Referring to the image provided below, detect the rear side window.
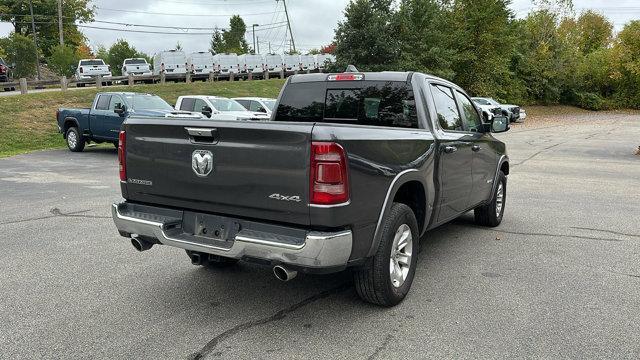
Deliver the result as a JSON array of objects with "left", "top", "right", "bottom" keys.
[
  {"left": 431, "top": 84, "right": 463, "bottom": 131},
  {"left": 180, "top": 98, "right": 195, "bottom": 111},
  {"left": 275, "top": 81, "right": 418, "bottom": 128},
  {"left": 95, "top": 95, "right": 111, "bottom": 110}
]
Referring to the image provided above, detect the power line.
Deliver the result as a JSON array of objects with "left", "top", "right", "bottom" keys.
[
  {"left": 94, "top": 7, "right": 284, "bottom": 17},
  {"left": 75, "top": 23, "right": 288, "bottom": 36}
]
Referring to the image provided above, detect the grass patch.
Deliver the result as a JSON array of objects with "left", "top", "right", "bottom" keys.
[{"left": 0, "top": 79, "right": 286, "bottom": 157}]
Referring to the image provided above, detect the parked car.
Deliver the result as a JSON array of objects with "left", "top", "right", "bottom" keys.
[
  {"left": 187, "top": 51, "right": 215, "bottom": 76},
  {"left": 264, "top": 54, "right": 283, "bottom": 74},
  {"left": 239, "top": 54, "right": 264, "bottom": 75},
  {"left": 213, "top": 53, "right": 240, "bottom": 75},
  {"left": 153, "top": 50, "right": 187, "bottom": 75},
  {"left": 233, "top": 97, "right": 276, "bottom": 116},
  {"left": 471, "top": 98, "right": 500, "bottom": 122},
  {"left": 121, "top": 58, "right": 152, "bottom": 77},
  {"left": 0, "top": 58, "right": 11, "bottom": 83},
  {"left": 57, "top": 92, "right": 203, "bottom": 152},
  {"left": 75, "top": 59, "right": 112, "bottom": 85},
  {"left": 472, "top": 97, "right": 525, "bottom": 123},
  {"left": 315, "top": 54, "right": 336, "bottom": 70},
  {"left": 175, "top": 95, "right": 270, "bottom": 121},
  {"left": 112, "top": 70, "right": 510, "bottom": 307},
  {"left": 283, "top": 54, "right": 301, "bottom": 72},
  {"left": 300, "top": 54, "right": 316, "bottom": 71}
]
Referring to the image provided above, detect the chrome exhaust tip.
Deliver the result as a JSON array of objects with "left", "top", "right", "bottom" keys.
[
  {"left": 131, "top": 237, "right": 153, "bottom": 252},
  {"left": 273, "top": 265, "right": 298, "bottom": 282}
]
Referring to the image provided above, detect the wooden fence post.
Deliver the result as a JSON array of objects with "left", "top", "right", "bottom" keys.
[
  {"left": 264, "top": 71, "right": 269, "bottom": 80},
  {"left": 19, "top": 78, "right": 28, "bottom": 94},
  {"left": 247, "top": 72, "right": 253, "bottom": 81},
  {"left": 279, "top": 70, "right": 285, "bottom": 79},
  {"left": 60, "top": 76, "right": 68, "bottom": 91},
  {"left": 128, "top": 74, "right": 134, "bottom": 86},
  {"left": 96, "top": 76, "right": 103, "bottom": 89},
  {"left": 160, "top": 72, "right": 166, "bottom": 84},
  {"left": 186, "top": 71, "right": 191, "bottom": 83},
  {"left": 229, "top": 72, "right": 235, "bottom": 82},
  {"left": 208, "top": 72, "right": 214, "bottom": 82}
]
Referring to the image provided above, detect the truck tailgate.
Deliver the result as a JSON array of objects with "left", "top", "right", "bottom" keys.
[{"left": 123, "top": 118, "right": 313, "bottom": 226}]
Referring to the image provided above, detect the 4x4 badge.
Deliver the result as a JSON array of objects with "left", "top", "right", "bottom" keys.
[{"left": 192, "top": 150, "right": 213, "bottom": 177}]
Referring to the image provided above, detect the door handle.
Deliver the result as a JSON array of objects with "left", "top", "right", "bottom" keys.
[
  {"left": 443, "top": 146, "right": 458, "bottom": 154},
  {"left": 472, "top": 145, "right": 481, "bottom": 152}
]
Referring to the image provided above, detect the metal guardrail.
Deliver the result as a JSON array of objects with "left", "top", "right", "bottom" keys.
[{"left": 0, "top": 69, "right": 325, "bottom": 95}]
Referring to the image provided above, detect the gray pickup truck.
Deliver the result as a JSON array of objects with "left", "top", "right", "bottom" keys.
[{"left": 112, "top": 71, "right": 510, "bottom": 306}]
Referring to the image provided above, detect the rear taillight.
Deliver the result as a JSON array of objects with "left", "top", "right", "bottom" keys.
[
  {"left": 118, "top": 131, "right": 126, "bottom": 182},
  {"left": 79, "top": 67, "right": 83, "bottom": 73},
  {"left": 310, "top": 142, "right": 349, "bottom": 205}
]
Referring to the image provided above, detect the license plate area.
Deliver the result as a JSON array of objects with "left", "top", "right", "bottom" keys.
[{"left": 182, "top": 211, "right": 241, "bottom": 244}]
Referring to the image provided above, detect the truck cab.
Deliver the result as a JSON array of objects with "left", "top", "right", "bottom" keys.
[{"left": 175, "top": 95, "right": 270, "bottom": 121}]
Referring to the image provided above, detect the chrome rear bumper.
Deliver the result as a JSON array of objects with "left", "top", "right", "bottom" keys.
[{"left": 112, "top": 202, "right": 352, "bottom": 269}]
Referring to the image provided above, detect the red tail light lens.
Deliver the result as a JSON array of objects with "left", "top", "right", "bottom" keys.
[
  {"left": 118, "top": 131, "right": 126, "bottom": 182},
  {"left": 327, "top": 74, "right": 364, "bottom": 81},
  {"left": 310, "top": 142, "right": 349, "bottom": 205}
]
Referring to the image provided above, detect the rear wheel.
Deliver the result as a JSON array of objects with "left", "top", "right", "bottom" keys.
[
  {"left": 474, "top": 171, "right": 506, "bottom": 227},
  {"left": 66, "top": 127, "right": 85, "bottom": 152},
  {"left": 354, "top": 203, "right": 419, "bottom": 307}
]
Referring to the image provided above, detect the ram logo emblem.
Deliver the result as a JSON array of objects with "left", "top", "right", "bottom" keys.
[{"left": 192, "top": 150, "right": 213, "bottom": 177}]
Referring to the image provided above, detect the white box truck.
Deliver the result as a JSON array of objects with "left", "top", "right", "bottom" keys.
[
  {"left": 187, "top": 51, "right": 215, "bottom": 76},
  {"left": 213, "top": 53, "right": 240, "bottom": 74},
  {"left": 283, "top": 54, "right": 301, "bottom": 72},
  {"left": 264, "top": 54, "right": 283, "bottom": 74},
  {"left": 153, "top": 50, "right": 187, "bottom": 75},
  {"left": 239, "top": 54, "right": 264, "bottom": 74}
]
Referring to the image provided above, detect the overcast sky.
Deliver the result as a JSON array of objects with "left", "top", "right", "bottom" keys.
[{"left": 1, "top": 0, "right": 639, "bottom": 56}]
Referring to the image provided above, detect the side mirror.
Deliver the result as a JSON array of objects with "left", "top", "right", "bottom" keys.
[
  {"left": 201, "top": 106, "right": 212, "bottom": 118},
  {"left": 490, "top": 116, "right": 509, "bottom": 133},
  {"left": 114, "top": 104, "right": 127, "bottom": 116}
]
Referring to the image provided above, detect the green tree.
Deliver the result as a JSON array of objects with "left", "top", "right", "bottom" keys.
[
  {"left": 613, "top": 20, "right": 640, "bottom": 107},
  {"left": 95, "top": 45, "right": 108, "bottom": 61},
  {"left": 333, "top": 0, "right": 399, "bottom": 71},
  {"left": 107, "top": 39, "right": 140, "bottom": 75},
  {"left": 449, "top": 0, "right": 515, "bottom": 98},
  {"left": 222, "top": 15, "right": 249, "bottom": 54},
  {"left": 209, "top": 29, "right": 224, "bottom": 54},
  {"left": 0, "top": 33, "right": 38, "bottom": 78},
  {"left": 576, "top": 10, "right": 613, "bottom": 55},
  {"left": 0, "top": 0, "right": 94, "bottom": 58},
  {"left": 48, "top": 44, "right": 78, "bottom": 77},
  {"left": 394, "top": 0, "right": 456, "bottom": 79}
]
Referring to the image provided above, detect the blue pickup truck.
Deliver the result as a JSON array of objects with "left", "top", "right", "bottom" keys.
[{"left": 56, "top": 92, "right": 203, "bottom": 152}]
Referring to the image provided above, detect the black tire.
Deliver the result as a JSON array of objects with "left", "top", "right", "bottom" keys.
[
  {"left": 65, "top": 127, "right": 85, "bottom": 152},
  {"left": 474, "top": 171, "right": 507, "bottom": 227},
  {"left": 354, "top": 203, "right": 419, "bottom": 307},
  {"left": 185, "top": 250, "right": 239, "bottom": 268}
]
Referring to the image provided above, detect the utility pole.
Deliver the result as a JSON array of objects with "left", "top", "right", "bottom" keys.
[
  {"left": 57, "top": 0, "right": 64, "bottom": 45},
  {"left": 257, "top": 37, "right": 260, "bottom": 54},
  {"left": 277, "top": 0, "right": 296, "bottom": 53},
  {"left": 252, "top": 24, "right": 259, "bottom": 54},
  {"left": 269, "top": 42, "right": 271, "bottom": 54},
  {"left": 28, "top": 0, "right": 42, "bottom": 80}
]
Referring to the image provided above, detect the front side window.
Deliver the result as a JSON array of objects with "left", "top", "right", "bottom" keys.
[
  {"left": 431, "top": 84, "right": 462, "bottom": 131},
  {"left": 130, "top": 95, "right": 173, "bottom": 111},
  {"left": 108, "top": 96, "right": 124, "bottom": 111},
  {"left": 456, "top": 91, "right": 482, "bottom": 132},
  {"left": 249, "top": 101, "right": 266, "bottom": 113},
  {"left": 95, "top": 95, "right": 111, "bottom": 110},
  {"left": 208, "top": 98, "right": 247, "bottom": 112}
]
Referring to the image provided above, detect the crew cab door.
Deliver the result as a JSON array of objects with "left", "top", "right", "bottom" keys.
[
  {"left": 429, "top": 83, "right": 474, "bottom": 223},
  {"left": 104, "top": 95, "right": 127, "bottom": 140},
  {"left": 89, "top": 94, "right": 111, "bottom": 138}
]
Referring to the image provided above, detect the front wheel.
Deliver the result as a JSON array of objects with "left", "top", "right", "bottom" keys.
[
  {"left": 66, "top": 127, "right": 85, "bottom": 152},
  {"left": 474, "top": 171, "right": 506, "bottom": 227},
  {"left": 354, "top": 203, "right": 419, "bottom": 307}
]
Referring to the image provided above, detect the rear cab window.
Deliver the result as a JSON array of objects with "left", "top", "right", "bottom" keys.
[{"left": 274, "top": 80, "right": 419, "bottom": 128}]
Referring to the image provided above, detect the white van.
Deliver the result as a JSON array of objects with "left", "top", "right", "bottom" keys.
[
  {"left": 283, "top": 54, "right": 301, "bottom": 72},
  {"left": 213, "top": 53, "right": 239, "bottom": 74},
  {"left": 264, "top": 54, "right": 283, "bottom": 74},
  {"left": 153, "top": 50, "right": 187, "bottom": 75},
  {"left": 315, "top": 54, "right": 336, "bottom": 70},
  {"left": 300, "top": 55, "right": 316, "bottom": 71},
  {"left": 121, "top": 58, "right": 152, "bottom": 77},
  {"left": 239, "top": 54, "right": 264, "bottom": 74},
  {"left": 187, "top": 51, "right": 215, "bottom": 75}
]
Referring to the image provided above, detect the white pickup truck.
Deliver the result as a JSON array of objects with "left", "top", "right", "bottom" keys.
[
  {"left": 75, "top": 59, "right": 112, "bottom": 85},
  {"left": 121, "top": 58, "right": 152, "bottom": 77},
  {"left": 175, "top": 95, "right": 270, "bottom": 121}
]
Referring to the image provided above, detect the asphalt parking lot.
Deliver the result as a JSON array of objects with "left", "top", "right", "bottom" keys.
[{"left": 1, "top": 110, "right": 639, "bottom": 359}]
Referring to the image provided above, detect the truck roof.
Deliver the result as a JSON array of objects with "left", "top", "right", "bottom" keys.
[
  {"left": 96, "top": 92, "right": 156, "bottom": 97},
  {"left": 289, "top": 71, "right": 460, "bottom": 89}
]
